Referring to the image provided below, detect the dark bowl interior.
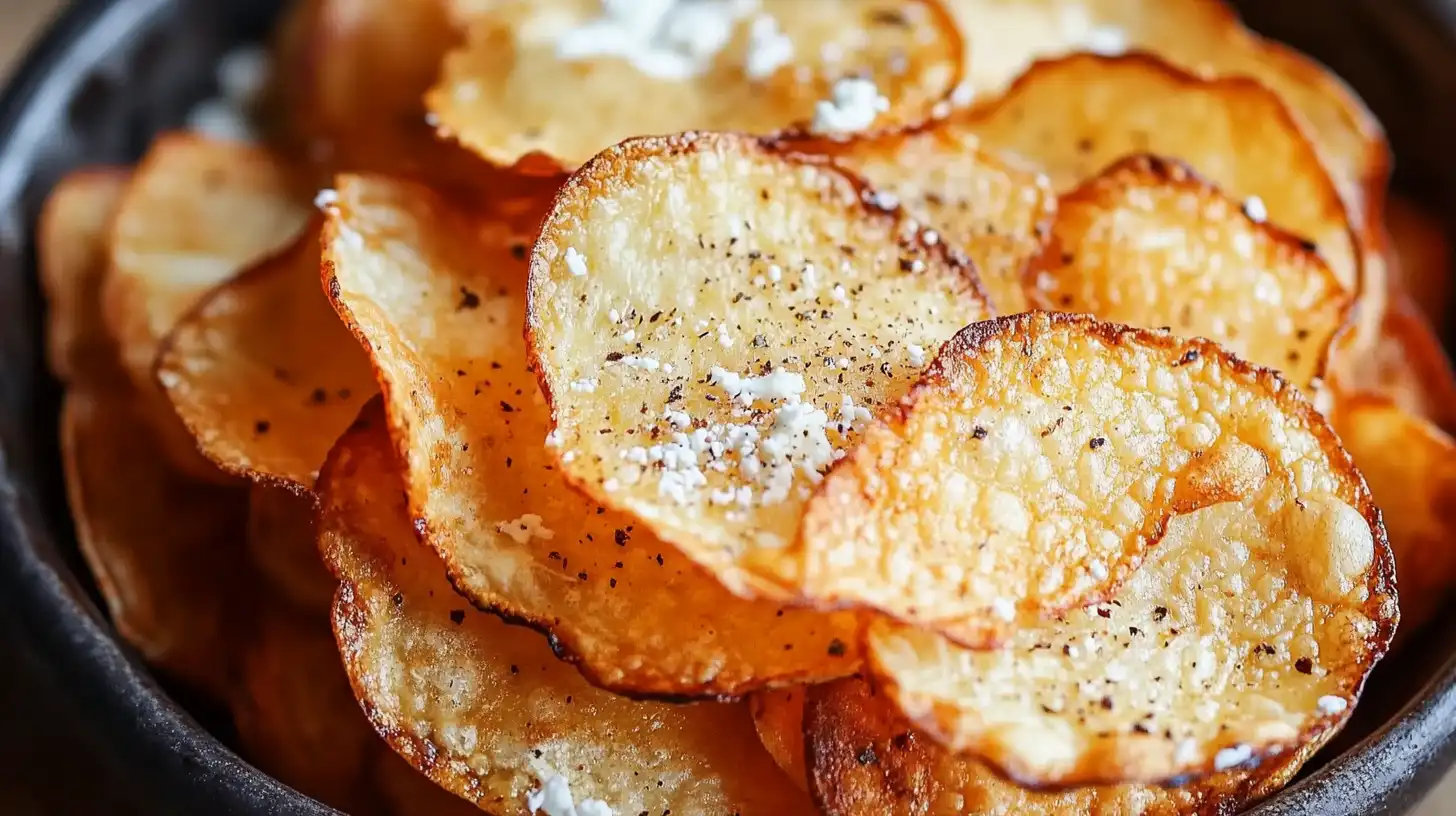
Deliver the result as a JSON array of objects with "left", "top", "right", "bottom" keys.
[{"left": 2, "top": 0, "right": 1456, "bottom": 813}]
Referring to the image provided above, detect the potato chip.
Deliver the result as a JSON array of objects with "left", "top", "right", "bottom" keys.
[
  {"left": 1335, "top": 397, "right": 1456, "bottom": 638},
  {"left": 751, "top": 687, "right": 810, "bottom": 790},
  {"left": 155, "top": 218, "right": 375, "bottom": 491},
  {"left": 233, "top": 603, "right": 379, "bottom": 814},
  {"left": 961, "top": 52, "right": 1359, "bottom": 292},
  {"left": 1328, "top": 296, "right": 1456, "bottom": 430},
  {"left": 795, "top": 311, "right": 1367, "bottom": 642},
  {"left": 805, "top": 676, "right": 1313, "bottom": 815},
  {"left": 1025, "top": 154, "right": 1351, "bottom": 389},
  {"left": 427, "top": 0, "right": 963, "bottom": 170},
  {"left": 102, "top": 134, "right": 311, "bottom": 480},
  {"left": 38, "top": 168, "right": 130, "bottom": 383},
  {"left": 246, "top": 485, "right": 335, "bottom": 613},
  {"left": 376, "top": 750, "right": 494, "bottom": 816},
  {"left": 772, "top": 125, "right": 1055, "bottom": 313},
  {"left": 1386, "top": 196, "right": 1451, "bottom": 327},
  {"left": 318, "top": 404, "right": 814, "bottom": 814},
  {"left": 528, "top": 132, "right": 991, "bottom": 597},
  {"left": 61, "top": 384, "right": 247, "bottom": 697},
  {"left": 861, "top": 329, "right": 1397, "bottom": 784},
  {"left": 323, "top": 173, "right": 859, "bottom": 697}
]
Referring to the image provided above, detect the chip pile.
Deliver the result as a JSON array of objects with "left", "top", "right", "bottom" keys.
[{"left": 42, "top": 0, "right": 1456, "bottom": 813}]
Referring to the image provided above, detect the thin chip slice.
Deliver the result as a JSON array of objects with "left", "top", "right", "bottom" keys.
[
  {"left": 794, "top": 310, "right": 1357, "bottom": 642},
  {"left": 1025, "top": 154, "right": 1351, "bottom": 389},
  {"left": 1386, "top": 196, "right": 1451, "bottom": 329},
  {"left": 246, "top": 485, "right": 335, "bottom": 613},
  {"left": 773, "top": 125, "right": 1055, "bottom": 313},
  {"left": 38, "top": 168, "right": 131, "bottom": 383},
  {"left": 960, "top": 52, "right": 1359, "bottom": 291},
  {"left": 102, "top": 134, "right": 311, "bottom": 480},
  {"left": 1335, "top": 397, "right": 1456, "bottom": 639},
  {"left": 324, "top": 173, "right": 859, "bottom": 697},
  {"left": 805, "top": 677, "right": 1315, "bottom": 815},
  {"left": 318, "top": 405, "right": 814, "bottom": 814},
  {"left": 155, "top": 218, "right": 375, "bottom": 491},
  {"left": 1328, "top": 296, "right": 1456, "bottom": 430},
  {"left": 528, "top": 132, "right": 991, "bottom": 596},
  {"left": 61, "top": 384, "right": 247, "bottom": 697},
  {"left": 861, "top": 327, "right": 1397, "bottom": 784},
  {"left": 233, "top": 603, "right": 379, "bottom": 814},
  {"left": 428, "top": 0, "right": 963, "bottom": 170},
  {"left": 750, "top": 687, "right": 810, "bottom": 790}
]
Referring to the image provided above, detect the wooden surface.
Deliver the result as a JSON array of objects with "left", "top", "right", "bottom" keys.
[{"left": 0, "top": 0, "right": 1451, "bottom": 814}]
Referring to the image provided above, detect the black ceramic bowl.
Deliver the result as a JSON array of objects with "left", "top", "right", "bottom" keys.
[{"left": 3, "top": 0, "right": 1456, "bottom": 813}]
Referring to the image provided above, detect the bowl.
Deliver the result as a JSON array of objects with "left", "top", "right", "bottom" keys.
[{"left": 1, "top": 0, "right": 1455, "bottom": 813}]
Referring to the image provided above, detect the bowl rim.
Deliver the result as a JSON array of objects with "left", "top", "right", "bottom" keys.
[{"left": 0, "top": 1, "right": 1454, "bottom": 814}]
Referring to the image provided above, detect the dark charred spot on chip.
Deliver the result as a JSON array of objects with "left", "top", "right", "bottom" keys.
[
  {"left": 458, "top": 286, "right": 480, "bottom": 310},
  {"left": 449, "top": 609, "right": 465, "bottom": 624},
  {"left": 1296, "top": 656, "right": 1314, "bottom": 674},
  {"left": 254, "top": 419, "right": 271, "bottom": 434},
  {"left": 828, "top": 638, "right": 848, "bottom": 656},
  {"left": 1089, "top": 436, "right": 1107, "bottom": 450}
]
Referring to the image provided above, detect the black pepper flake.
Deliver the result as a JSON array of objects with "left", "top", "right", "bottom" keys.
[
  {"left": 510, "top": 664, "right": 519, "bottom": 674},
  {"left": 655, "top": 553, "right": 665, "bottom": 566},
  {"left": 1175, "top": 349, "right": 1199, "bottom": 366},
  {"left": 449, "top": 609, "right": 465, "bottom": 624},
  {"left": 605, "top": 351, "right": 624, "bottom": 362},
  {"left": 1256, "top": 643, "right": 1276, "bottom": 656},
  {"left": 309, "top": 387, "right": 328, "bottom": 404},
  {"left": 500, "top": 401, "right": 516, "bottom": 413},
  {"left": 1298, "top": 238, "right": 1318, "bottom": 252},
  {"left": 752, "top": 334, "right": 767, "bottom": 347},
  {"left": 972, "top": 425, "right": 988, "bottom": 440},
  {"left": 509, "top": 243, "right": 527, "bottom": 261},
  {"left": 1133, "top": 723, "right": 1151, "bottom": 734},
  {"left": 1100, "top": 696, "right": 1114, "bottom": 710},
  {"left": 391, "top": 592, "right": 404, "bottom": 607},
  {"left": 615, "top": 529, "right": 630, "bottom": 546},
  {"left": 667, "top": 384, "right": 683, "bottom": 402},
  {"left": 577, "top": 571, "right": 588, "bottom": 580},
  {"left": 254, "top": 420, "right": 271, "bottom": 435},
  {"left": 898, "top": 257, "right": 917, "bottom": 272},
  {"left": 1153, "top": 606, "right": 1168, "bottom": 621},
  {"left": 1295, "top": 657, "right": 1314, "bottom": 674},
  {"left": 828, "top": 638, "right": 847, "bottom": 657},
  {"left": 458, "top": 286, "right": 480, "bottom": 310},
  {"left": 856, "top": 745, "right": 878, "bottom": 765},
  {"left": 1096, "top": 607, "right": 1112, "bottom": 619},
  {"left": 1041, "top": 417, "right": 1064, "bottom": 437},
  {"left": 1089, "top": 436, "right": 1107, "bottom": 450}
]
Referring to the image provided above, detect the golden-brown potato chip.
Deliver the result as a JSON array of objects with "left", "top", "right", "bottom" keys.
[
  {"left": 318, "top": 404, "right": 814, "bottom": 814},
  {"left": 1386, "top": 196, "right": 1451, "bottom": 328},
  {"left": 428, "top": 0, "right": 963, "bottom": 171},
  {"left": 324, "top": 173, "right": 859, "bottom": 697},
  {"left": 1025, "top": 154, "right": 1351, "bottom": 389},
  {"left": 246, "top": 485, "right": 335, "bottom": 613},
  {"left": 772, "top": 125, "right": 1055, "bottom": 313},
  {"left": 61, "top": 384, "right": 247, "bottom": 697},
  {"left": 1328, "top": 297, "right": 1456, "bottom": 430},
  {"left": 155, "top": 217, "right": 375, "bottom": 491},
  {"left": 795, "top": 311, "right": 1364, "bottom": 643},
  {"left": 751, "top": 687, "right": 810, "bottom": 790},
  {"left": 528, "top": 132, "right": 991, "bottom": 597},
  {"left": 233, "top": 603, "right": 379, "bottom": 814},
  {"left": 38, "top": 168, "right": 130, "bottom": 383},
  {"left": 102, "top": 134, "right": 310, "bottom": 480},
  {"left": 1335, "top": 397, "right": 1456, "bottom": 638},
  {"left": 805, "top": 676, "right": 1311, "bottom": 815},
  {"left": 862, "top": 321, "right": 1397, "bottom": 784},
  {"left": 960, "top": 52, "right": 1359, "bottom": 292}
]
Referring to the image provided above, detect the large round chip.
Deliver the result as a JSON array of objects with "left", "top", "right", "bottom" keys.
[
  {"left": 1025, "top": 154, "right": 1351, "bottom": 389},
  {"left": 774, "top": 125, "right": 1055, "bottom": 313},
  {"left": 427, "top": 0, "right": 963, "bottom": 170},
  {"left": 959, "top": 52, "right": 1359, "bottom": 293},
  {"left": 794, "top": 311, "right": 1366, "bottom": 643},
  {"left": 318, "top": 405, "right": 814, "bottom": 815},
  {"left": 323, "top": 173, "right": 860, "bottom": 697},
  {"left": 155, "top": 218, "right": 376, "bottom": 492},
  {"left": 804, "top": 677, "right": 1315, "bottom": 815},
  {"left": 528, "top": 132, "right": 991, "bottom": 596}
]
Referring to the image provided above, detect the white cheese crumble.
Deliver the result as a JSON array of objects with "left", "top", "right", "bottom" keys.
[
  {"left": 618, "top": 355, "right": 661, "bottom": 371},
  {"left": 1243, "top": 196, "right": 1268, "bottom": 224},
  {"left": 525, "top": 774, "right": 615, "bottom": 816},
  {"left": 1084, "top": 25, "right": 1128, "bottom": 55},
  {"left": 906, "top": 344, "right": 926, "bottom": 367},
  {"left": 949, "top": 80, "right": 976, "bottom": 107},
  {"left": 545, "top": 429, "right": 564, "bottom": 448},
  {"left": 709, "top": 366, "right": 806, "bottom": 405},
  {"left": 569, "top": 378, "right": 599, "bottom": 393},
  {"left": 313, "top": 189, "right": 339, "bottom": 210},
  {"left": 992, "top": 597, "right": 1016, "bottom": 621},
  {"left": 497, "top": 514, "right": 555, "bottom": 544},
  {"left": 716, "top": 322, "right": 734, "bottom": 348},
  {"left": 564, "top": 246, "right": 589, "bottom": 277},
  {"left": 1317, "top": 695, "right": 1348, "bottom": 715},
  {"left": 869, "top": 190, "right": 899, "bottom": 210},
  {"left": 1213, "top": 744, "right": 1253, "bottom": 772},
  {"left": 555, "top": 0, "right": 758, "bottom": 81},
  {"left": 810, "top": 76, "right": 890, "bottom": 136},
  {"left": 744, "top": 14, "right": 793, "bottom": 80},
  {"left": 1088, "top": 559, "right": 1108, "bottom": 581},
  {"left": 836, "top": 394, "right": 871, "bottom": 433}
]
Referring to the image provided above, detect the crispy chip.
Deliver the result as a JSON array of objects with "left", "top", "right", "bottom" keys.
[
  {"left": 1025, "top": 154, "right": 1351, "bottom": 389},
  {"left": 960, "top": 52, "right": 1359, "bottom": 292},
  {"left": 38, "top": 168, "right": 130, "bottom": 383},
  {"left": 427, "top": 0, "right": 963, "bottom": 170},
  {"left": 805, "top": 677, "right": 1314, "bottom": 815},
  {"left": 1386, "top": 196, "right": 1451, "bottom": 328},
  {"left": 528, "top": 132, "right": 991, "bottom": 596},
  {"left": 102, "top": 135, "right": 310, "bottom": 479},
  {"left": 795, "top": 311, "right": 1362, "bottom": 642},
  {"left": 1335, "top": 397, "right": 1456, "bottom": 638},
  {"left": 233, "top": 603, "right": 378, "bottom": 814},
  {"left": 1328, "top": 296, "right": 1456, "bottom": 430},
  {"left": 859, "top": 318, "right": 1396, "bottom": 782},
  {"left": 751, "top": 687, "right": 810, "bottom": 790},
  {"left": 155, "top": 218, "right": 375, "bottom": 491},
  {"left": 772, "top": 126, "right": 1055, "bottom": 313},
  {"left": 246, "top": 485, "right": 335, "bottom": 613},
  {"left": 61, "top": 385, "right": 247, "bottom": 697},
  {"left": 323, "top": 173, "right": 859, "bottom": 697},
  {"left": 318, "top": 404, "right": 814, "bottom": 814}
]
